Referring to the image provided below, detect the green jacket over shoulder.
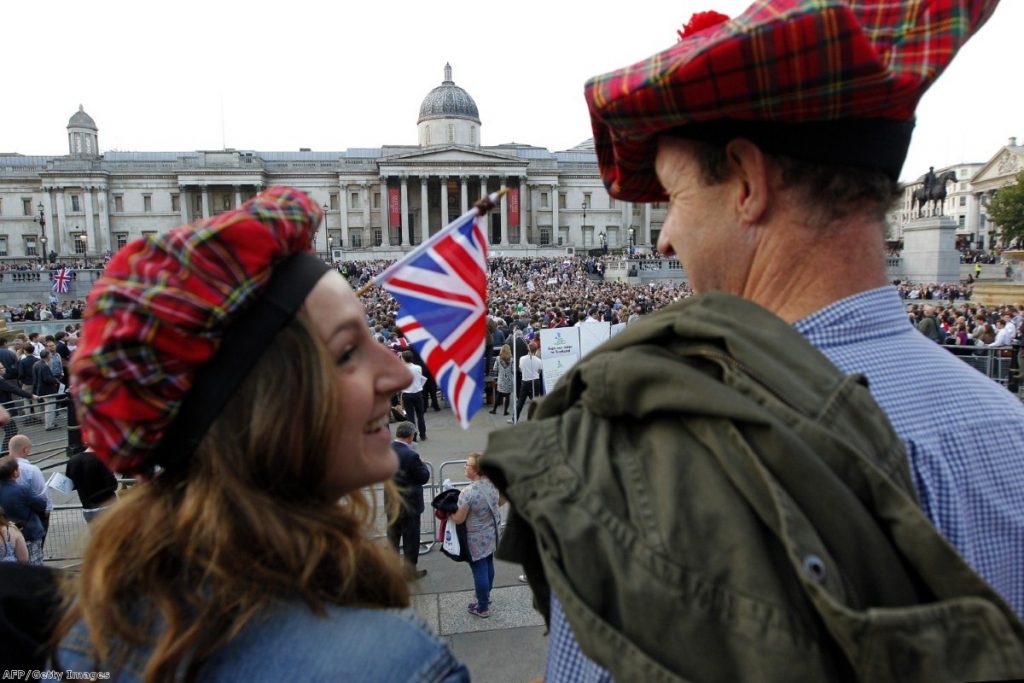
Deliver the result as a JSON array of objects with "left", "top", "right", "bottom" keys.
[{"left": 482, "top": 292, "right": 1024, "bottom": 683}]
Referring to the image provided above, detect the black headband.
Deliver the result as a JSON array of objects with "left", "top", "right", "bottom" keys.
[{"left": 151, "top": 252, "right": 331, "bottom": 472}]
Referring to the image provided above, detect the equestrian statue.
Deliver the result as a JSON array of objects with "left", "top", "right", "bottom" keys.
[{"left": 913, "top": 166, "right": 957, "bottom": 217}]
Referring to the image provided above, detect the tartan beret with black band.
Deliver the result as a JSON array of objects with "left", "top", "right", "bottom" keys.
[
  {"left": 585, "top": 0, "right": 1000, "bottom": 203},
  {"left": 70, "top": 186, "right": 328, "bottom": 476}
]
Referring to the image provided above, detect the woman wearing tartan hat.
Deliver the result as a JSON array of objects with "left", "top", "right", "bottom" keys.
[{"left": 54, "top": 187, "right": 468, "bottom": 682}]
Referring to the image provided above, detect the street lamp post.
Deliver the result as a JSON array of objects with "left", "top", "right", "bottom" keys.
[
  {"left": 328, "top": 235, "right": 334, "bottom": 261},
  {"left": 581, "top": 201, "right": 588, "bottom": 245},
  {"left": 628, "top": 228, "right": 636, "bottom": 255},
  {"left": 34, "top": 202, "right": 47, "bottom": 265},
  {"left": 599, "top": 231, "right": 607, "bottom": 254},
  {"left": 322, "top": 203, "right": 330, "bottom": 259}
]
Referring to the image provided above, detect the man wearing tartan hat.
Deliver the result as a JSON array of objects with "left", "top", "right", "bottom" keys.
[{"left": 482, "top": 1, "right": 1024, "bottom": 681}]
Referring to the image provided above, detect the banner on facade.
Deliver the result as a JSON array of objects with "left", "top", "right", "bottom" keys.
[
  {"left": 539, "top": 327, "right": 580, "bottom": 394},
  {"left": 389, "top": 187, "right": 401, "bottom": 231},
  {"left": 508, "top": 187, "right": 520, "bottom": 227}
]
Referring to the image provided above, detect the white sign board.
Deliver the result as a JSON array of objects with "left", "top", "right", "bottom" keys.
[
  {"left": 539, "top": 327, "right": 580, "bottom": 394},
  {"left": 578, "top": 322, "right": 611, "bottom": 359}
]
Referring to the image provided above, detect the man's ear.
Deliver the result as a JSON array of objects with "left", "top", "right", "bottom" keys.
[{"left": 724, "top": 138, "right": 771, "bottom": 225}]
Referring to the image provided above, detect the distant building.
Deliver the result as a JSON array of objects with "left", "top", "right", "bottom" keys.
[
  {"left": 887, "top": 137, "right": 1024, "bottom": 251},
  {"left": 0, "top": 65, "right": 665, "bottom": 263}
]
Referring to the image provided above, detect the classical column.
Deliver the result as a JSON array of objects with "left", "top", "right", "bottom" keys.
[
  {"left": 400, "top": 175, "right": 410, "bottom": 246},
  {"left": 499, "top": 177, "right": 508, "bottom": 245},
  {"left": 528, "top": 183, "right": 538, "bottom": 245},
  {"left": 339, "top": 183, "right": 350, "bottom": 248},
  {"left": 179, "top": 186, "right": 189, "bottom": 224},
  {"left": 42, "top": 189, "right": 58, "bottom": 255},
  {"left": 420, "top": 176, "right": 429, "bottom": 240},
  {"left": 479, "top": 174, "right": 489, "bottom": 199},
  {"left": 380, "top": 177, "right": 389, "bottom": 243},
  {"left": 440, "top": 175, "right": 449, "bottom": 229},
  {"left": 518, "top": 177, "right": 527, "bottom": 244},
  {"left": 96, "top": 189, "right": 110, "bottom": 254},
  {"left": 621, "top": 201, "right": 632, "bottom": 245},
  {"left": 461, "top": 176, "right": 469, "bottom": 214},
  {"left": 642, "top": 203, "right": 652, "bottom": 247},
  {"left": 361, "top": 182, "right": 370, "bottom": 242},
  {"left": 83, "top": 188, "right": 97, "bottom": 252},
  {"left": 55, "top": 190, "right": 68, "bottom": 254},
  {"left": 966, "top": 193, "right": 980, "bottom": 246},
  {"left": 201, "top": 186, "right": 211, "bottom": 219},
  {"left": 551, "top": 182, "right": 559, "bottom": 245}
]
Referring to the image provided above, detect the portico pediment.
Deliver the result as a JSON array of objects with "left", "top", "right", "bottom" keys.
[
  {"left": 380, "top": 145, "right": 523, "bottom": 166},
  {"left": 972, "top": 146, "right": 1024, "bottom": 188}
]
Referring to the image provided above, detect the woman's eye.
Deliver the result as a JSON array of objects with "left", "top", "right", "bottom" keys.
[{"left": 336, "top": 347, "right": 355, "bottom": 365}]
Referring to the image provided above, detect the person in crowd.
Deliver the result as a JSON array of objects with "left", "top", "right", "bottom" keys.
[
  {"left": 0, "top": 456, "right": 46, "bottom": 565},
  {"left": 64, "top": 446, "right": 118, "bottom": 525},
  {"left": 0, "top": 338, "right": 18, "bottom": 381},
  {"left": 513, "top": 342, "right": 543, "bottom": 422},
  {"left": 387, "top": 421, "right": 430, "bottom": 579},
  {"left": 0, "top": 504, "right": 29, "bottom": 563},
  {"left": 32, "top": 349, "right": 61, "bottom": 431},
  {"left": 54, "top": 187, "right": 467, "bottom": 681},
  {"left": 489, "top": 345, "right": 514, "bottom": 416},
  {"left": 449, "top": 453, "right": 501, "bottom": 619},
  {"left": 9, "top": 436, "right": 51, "bottom": 542},
  {"left": 482, "top": 3, "right": 1024, "bottom": 682},
  {"left": 17, "top": 344, "right": 39, "bottom": 420},
  {"left": 0, "top": 364, "right": 37, "bottom": 454},
  {"left": 400, "top": 350, "right": 428, "bottom": 441}
]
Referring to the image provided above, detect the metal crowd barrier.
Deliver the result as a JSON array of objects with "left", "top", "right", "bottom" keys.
[{"left": 946, "top": 343, "right": 1021, "bottom": 394}]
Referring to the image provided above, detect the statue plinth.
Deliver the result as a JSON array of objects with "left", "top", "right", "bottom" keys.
[{"left": 901, "top": 215, "right": 959, "bottom": 284}]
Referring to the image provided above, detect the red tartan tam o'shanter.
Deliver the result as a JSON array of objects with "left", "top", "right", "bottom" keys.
[
  {"left": 585, "top": 0, "right": 1000, "bottom": 202},
  {"left": 70, "top": 186, "right": 330, "bottom": 476}
]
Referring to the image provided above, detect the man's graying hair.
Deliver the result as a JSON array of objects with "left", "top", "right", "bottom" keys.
[
  {"left": 395, "top": 421, "right": 417, "bottom": 439},
  {"left": 688, "top": 139, "right": 901, "bottom": 224}
]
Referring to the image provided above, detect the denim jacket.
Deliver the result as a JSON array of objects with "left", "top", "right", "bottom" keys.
[{"left": 59, "top": 600, "right": 468, "bottom": 682}]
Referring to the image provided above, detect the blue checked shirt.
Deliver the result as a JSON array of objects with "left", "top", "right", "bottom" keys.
[{"left": 546, "top": 286, "right": 1024, "bottom": 681}]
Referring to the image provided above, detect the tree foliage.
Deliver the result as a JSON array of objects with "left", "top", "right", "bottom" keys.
[{"left": 987, "top": 170, "right": 1024, "bottom": 246}]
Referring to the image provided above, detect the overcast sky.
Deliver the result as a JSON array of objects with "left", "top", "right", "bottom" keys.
[{"left": 4, "top": 0, "right": 1019, "bottom": 183}]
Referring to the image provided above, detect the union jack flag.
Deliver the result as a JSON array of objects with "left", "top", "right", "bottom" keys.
[
  {"left": 52, "top": 267, "right": 73, "bottom": 294},
  {"left": 375, "top": 204, "right": 489, "bottom": 428}
]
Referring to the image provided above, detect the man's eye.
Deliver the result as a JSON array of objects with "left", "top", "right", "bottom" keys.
[{"left": 336, "top": 347, "right": 355, "bottom": 365}]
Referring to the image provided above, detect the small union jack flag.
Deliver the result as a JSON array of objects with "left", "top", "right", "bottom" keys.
[
  {"left": 375, "top": 202, "right": 490, "bottom": 428},
  {"left": 52, "top": 267, "right": 73, "bottom": 294}
]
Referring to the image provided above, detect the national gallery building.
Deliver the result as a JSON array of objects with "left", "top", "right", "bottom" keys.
[{"left": 0, "top": 65, "right": 664, "bottom": 264}]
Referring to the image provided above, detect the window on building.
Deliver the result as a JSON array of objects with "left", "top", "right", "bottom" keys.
[
  {"left": 142, "top": 230, "right": 158, "bottom": 241},
  {"left": 351, "top": 192, "right": 360, "bottom": 209},
  {"left": 171, "top": 193, "right": 180, "bottom": 212},
  {"left": 193, "top": 194, "right": 202, "bottom": 213},
  {"left": 374, "top": 192, "right": 381, "bottom": 209},
  {"left": 373, "top": 228, "right": 383, "bottom": 247},
  {"left": 22, "top": 198, "right": 32, "bottom": 216},
  {"left": 609, "top": 197, "right": 616, "bottom": 209},
  {"left": 330, "top": 193, "right": 339, "bottom": 211},
  {"left": 25, "top": 236, "right": 38, "bottom": 256},
  {"left": 115, "top": 233, "right": 129, "bottom": 249},
  {"left": 471, "top": 127, "right": 476, "bottom": 145},
  {"left": 0, "top": 198, "right": 4, "bottom": 215},
  {"left": 425, "top": 128, "right": 431, "bottom": 146},
  {"left": 114, "top": 195, "right": 124, "bottom": 213},
  {"left": 448, "top": 124, "right": 455, "bottom": 143},
  {"left": 651, "top": 202, "right": 665, "bottom": 210},
  {"left": 143, "top": 195, "right": 152, "bottom": 213},
  {"left": 0, "top": 236, "right": 7, "bottom": 257},
  {"left": 558, "top": 193, "right": 566, "bottom": 210},
  {"left": 541, "top": 192, "right": 549, "bottom": 208},
  {"left": 980, "top": 215, "right": 987, "bottom": 228},
  {"left": 73, "top": 234, "right": 86, "bottom": 255},
  {"left": 539, "top": 227, "right": 552, "bottom": 245},
  {"left": 959, "top": 182, "right": 967, "bottom": 191},
  {"left": 351, "top": 231, "right": 363, "bottom": 248},
  {"left": 71, "top": 195, "right": 81, "bottom": 212},
  {"left": 960, "top": 196, "right": 966, "bottom": 206},
  {"left": 222, "top": 195, "right": 230, "bottom": 211},
  {"left": 583, "top": 193, "right": 592, "bottom": 208},
  {"left": 959, "top": 215, "right": 966, "bottom": 227}
]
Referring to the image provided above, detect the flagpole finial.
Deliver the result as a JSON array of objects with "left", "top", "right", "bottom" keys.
[{"left": 474, "top": 188, "right": 511, "bottom": 216}]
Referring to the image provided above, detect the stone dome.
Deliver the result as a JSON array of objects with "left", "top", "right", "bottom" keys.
[
  {"left": 417, "top": 64, "right": 480, "bottom": 124},
  {"left": 68, "top": 105, "right": 97, "bottom": 130}
]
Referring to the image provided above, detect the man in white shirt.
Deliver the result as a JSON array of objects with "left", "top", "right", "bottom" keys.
[
  {"left": 400, "top": 351, "right": 428, "bottom": 441},
  {"left": 989, "top": 319, "right": 1015, "bottom": 347},
  {"left": 9, "top": 435, "right": 52, "bottom": 542},
  {"left": 513, "top": 342, "right": 543, "bottom": 423}
]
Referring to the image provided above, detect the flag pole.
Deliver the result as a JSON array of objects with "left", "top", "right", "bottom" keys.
[{"left": 354, "top": 189, "right": 508, "bottom": 297}]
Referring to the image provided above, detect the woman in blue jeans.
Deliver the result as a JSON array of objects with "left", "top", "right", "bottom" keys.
[{"left": 451, "top": 452, "right": 501, "bottom": 618}]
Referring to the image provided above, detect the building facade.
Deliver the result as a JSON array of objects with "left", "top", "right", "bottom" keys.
[
  {"left": 0, "top": 66, "right": 667, "bottom": 263},
  {"left": 887, "top": 137, "right": 1024, "bottom": 251}
]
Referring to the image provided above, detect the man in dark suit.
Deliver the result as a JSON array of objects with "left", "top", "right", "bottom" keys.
[{"left": 386, "top": 421, "right": 430, "bottom": 579}]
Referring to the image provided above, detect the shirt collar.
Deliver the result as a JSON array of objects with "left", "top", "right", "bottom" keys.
[{"left": 794, "top": 286, "right": 911, "bottom": 343}]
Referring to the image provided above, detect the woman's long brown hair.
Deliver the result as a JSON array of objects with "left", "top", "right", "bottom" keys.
[{"left": 53, "top": 312, "right": 409, "bottom": 681}]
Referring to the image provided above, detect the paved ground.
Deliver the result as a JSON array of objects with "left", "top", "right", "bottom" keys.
[{"left": 30, "top": 398, "right": 548, "bottom": 683}]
